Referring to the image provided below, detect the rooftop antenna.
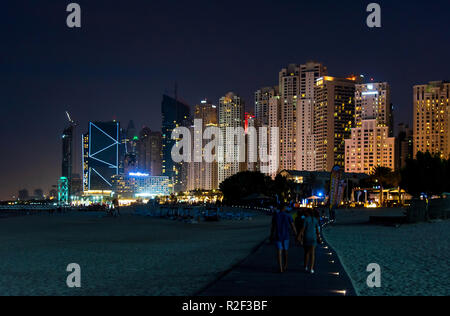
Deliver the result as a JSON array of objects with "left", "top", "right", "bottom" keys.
[{"left": 65, "top": 110, "right": 77, "bottom": 126}]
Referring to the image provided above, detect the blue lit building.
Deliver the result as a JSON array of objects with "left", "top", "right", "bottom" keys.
[
  {"left": 112, "top": 172, "right": 172, "bottom": 199},
  {"left": 82, "top": 121, "right": 124, "bottom": 192}
]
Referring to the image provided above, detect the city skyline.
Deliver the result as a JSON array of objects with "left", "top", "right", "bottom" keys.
[{"left": 1, "top": 0, "right": 450, "bottom": 200}]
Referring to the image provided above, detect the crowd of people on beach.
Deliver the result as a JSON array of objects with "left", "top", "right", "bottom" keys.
[{"left": 270, "top": 205, "right": 324, "bottom": 274}]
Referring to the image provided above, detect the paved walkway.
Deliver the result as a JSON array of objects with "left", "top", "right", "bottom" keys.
[{"left": 200, "top": 235, "right": 356, "bottom": 296}]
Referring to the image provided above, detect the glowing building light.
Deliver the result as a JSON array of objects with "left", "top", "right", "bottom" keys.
[
  {"left": 129, "top": 172, "right": 150, "bottom": 177},
  {"left": 362, "top": 91, "right": 379, "bottom": 96}
]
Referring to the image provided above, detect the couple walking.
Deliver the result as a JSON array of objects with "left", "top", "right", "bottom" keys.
[{"left": 270, "top": 206, "right": 322, "bottom": 274}]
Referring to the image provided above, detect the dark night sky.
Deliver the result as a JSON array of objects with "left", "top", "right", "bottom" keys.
[{"left": 0, "top": 0, "right": 449, "bottom": 200}]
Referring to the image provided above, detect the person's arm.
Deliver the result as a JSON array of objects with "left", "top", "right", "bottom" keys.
[
  {"left": 316, "top": 222, "right": 322, "bottom": 244},
  {"left": 297, "top": 226, "right": 305, "bottom": 245},
  {"left": 290, "top": 222, "right": 298, "bottom": 238},
  {"left": 270, "top": 216, "right": 276, "bottom": 240}
]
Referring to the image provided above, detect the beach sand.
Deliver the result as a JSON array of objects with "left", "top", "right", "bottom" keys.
[
  {"left": 0, "top": 211, "right": 270, "bottom": 296},
  {"left": 323, "top": 208, "right": 450, "bottom": 296}
]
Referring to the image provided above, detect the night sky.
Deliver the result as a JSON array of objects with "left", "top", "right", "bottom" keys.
[{"left": 0, "top": 0, "right": 449, "bottom": 200}]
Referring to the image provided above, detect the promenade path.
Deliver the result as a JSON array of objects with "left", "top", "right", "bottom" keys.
[{"left": 200, "top": 234, "right": 357, "bottom": 296}]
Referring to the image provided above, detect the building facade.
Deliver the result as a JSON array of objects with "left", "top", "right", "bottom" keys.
[
  {"left": 187, "top": 100, "right": 219, "bottom": 191},
  {"left": 295, "top": 62, "right": 327, "bottom": 172},
  {"left": 112, "top": 173, "right": 171, "bottom": 199},
  {"left": 136, "top": 127, "right": 162, "bottom": 177},
  {"left": 161, "top": 94, "right": 191, "bottom": 192},
  {"left": 82, "top": 121, "right": 121, "bottom": 192},
  {"left": 62, "top": 125, "right": 74, "bottom": 197},
  {"left": 413, "top": 81, "right": 450, "bottom": 159},
  {"left": 396, "top": 123, "right": 413, "bottom": 170},
  {"left": 355, "top": 82, "right": 393, "bottom": 134},
  {"left": 218, "top": 92, "right": 245, "bottom": 186},
  {"left": 345, "top": 120, "right": 395, "bottom": 174},
  {"left": 314, "top": 76, "right": 358, "bottom": 171},
  {"left": 255, "top": 86, "right": 279, "bottom": 127},
  {"left": 279, "top": 64, "right": 301, "bottom": 171}
]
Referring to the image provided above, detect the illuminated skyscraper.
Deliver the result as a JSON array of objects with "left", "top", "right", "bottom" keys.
[
  {"left": 62, "top": 125, "right": 74, "bottom": 197},
  {"left": 345, "top": 120, "right": 395, "bottom": 174},
  {"left": 161, "top": 94, "right": 191, "bottom": 192},
  {"left": 187, "top": 99, "right": 218, "bottom": 191},
  {"left": 413, "top": 81, "right": 450, "bottom": 159},
  {"left": 279, "top": 64, "right": 301, "bottom": 171},
  {"left": 255, "top": 86, "right": 279, "bottom": 127},
  {"left": 355, "top": 82, "right": 392, "bottom": 133},
  {"left": 315, "top": 76, "right": 359, "bottom": 171},
  {"left": 82, "top": 121, "right": 120, "bottom": 192},
  {"left": 245, "top": 112, "right": 258, "bottom": 172},
  {"left": 136, "top": 127, "right": 162, "bottom": 177},
  {"left": 218, "top": 92, "right": 245, "bottom": 185},
  {"left": 345, "top": 82, "right": 395, "bottom": 174},
  {"left": 296, "top": 61, "right": 327, "bottom": 171}
]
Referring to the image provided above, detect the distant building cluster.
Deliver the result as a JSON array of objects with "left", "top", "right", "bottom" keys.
[{"left": 55, "top": 62, "right": 449, "bottom": 203}]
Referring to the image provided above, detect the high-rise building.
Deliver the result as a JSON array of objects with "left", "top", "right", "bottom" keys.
[
  {"left": 161, "top": 94, "right": 191, "bottom": 192},
  {"left": 62, "top": 125, "right": 74, "bottom": 197},
  {"left": 82, "top": 121, "right": 121, "bottom": 192},
  {"left": 279, "top": 64, "right": 301, "bottom": 171},
  {"left": 218, "top": 92, "right": 245, "bottom": 185},
  {"left": 413, "top": 81, "right": 450, "bottom": 159},
  {"left": 187, "top": 99, "right": 219, "bottom": 191},
  {"left": 125, "top": 120, "right": 138, "bottom": 153},
  {"left": 315, "top": 76, "right": 359, "bottom": 171},
  {"left": 255, "top": 86, "right": 279, "bottom": 127},
  {"left": 355, "top": 82, "right": 393, "bottom": 134},
  {"left": 136, "top": 127, "right": 162, "bottom": 177},
  {"left": 245, "top": 112, "right": 258, "bottom": 172},
  {"left": 345, "top": 81, "right": 396, "bottom": 174},
  {"left": 345, "top": 120, "right": 395, "bottom": 174},
  {"left": 396, "top": 123, "right": 414, "bottom": 170},
  {"left": 295, "top": 62, "right": 327, "bottom": 171},
  {"left": 264, "top": 96, "right": 281, "bottom": 178}
]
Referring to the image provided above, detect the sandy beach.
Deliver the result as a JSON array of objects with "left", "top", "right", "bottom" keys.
[
  {"left": 0, "top": 210, "right": 271, "bottom": 296},
  {"left": 323, "top": 208, "right": 450, "bottom": 296}
]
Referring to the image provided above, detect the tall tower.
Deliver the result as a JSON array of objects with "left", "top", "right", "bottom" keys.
[
  {"left": 187, "top": 99, "right": 218, "bottom": 191},
  {"left": 62, "top": 111, "right": 76, "bottom": 200},
  {"left": 137, "top": 127, "right": 162, "bottom": 177},
  {"left": 161, "top": 94, "right": 191, "bottom": 192},
  {"left": 255, "top": 86, "right": 279, "bottom": 127},
  {"left": 345, "top": 82, "right": 395, "bottom": 174},
  {"left": 218, "top": 92, "right": 245, "bottom": 186},
  {"left": 279, "top": 64, "right": 301, "bottom": 171},
  {"left": 62, "top": 126, "right": 74, "bottom": 193},
  {"left": 355, "top": 82, "right": 392, "bottom": 133},
  {"left": 296, "top": 61, "right": 327, "bottom": 171},
  {"left": 82, "top": 121, "right": 120, "bottom": 192},
  {"left": 413, "top": 81, "right": 450, "bottom": 159},
  {"left": 314, "top": 76, "right": 358, "bottom": 171}
]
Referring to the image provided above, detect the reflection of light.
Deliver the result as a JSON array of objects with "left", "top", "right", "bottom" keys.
[{"left": 332, "top": 290, "right": 347, "bottom": 296}]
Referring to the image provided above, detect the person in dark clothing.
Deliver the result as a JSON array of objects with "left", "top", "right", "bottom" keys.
[{"left": 271, "top": 205, "right": 298, "bottom": 273}]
